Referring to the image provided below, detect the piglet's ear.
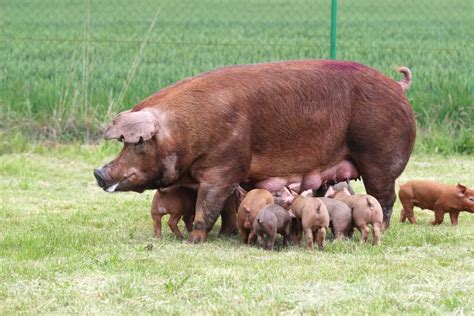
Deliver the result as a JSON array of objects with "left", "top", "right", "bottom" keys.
[
  {"left": 324, "top": 186, "right": 335, "bottom": 198},
  {"left": 342, "top": 187, "right": 352, "bottom": 196},
  {"left": 104, "top": 110, "right": 158, "bottom": 143},
  {"left": 457, "top": 184, "right": 467, "bottom": 197}
]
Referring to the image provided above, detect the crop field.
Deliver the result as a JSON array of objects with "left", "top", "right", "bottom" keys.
[
  {"left": 0, "top": 0, "right": 472, "bottom": 153},
  {"left": 0, "top": 144, "right": 473, "bottom": 314}
]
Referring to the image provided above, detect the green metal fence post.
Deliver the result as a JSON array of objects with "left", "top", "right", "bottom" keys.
[{"left": 330, "top": 0, "right": 337, "bottom": 59}]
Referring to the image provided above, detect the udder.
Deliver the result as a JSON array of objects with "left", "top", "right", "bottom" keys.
[{"left": 251, "top": 160, "right": 359, "bottom": 193}]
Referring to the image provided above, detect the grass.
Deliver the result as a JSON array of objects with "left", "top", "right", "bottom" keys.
[
  {"left": 0, "top": 144, "right": 473, "bottom": 314},
  {"left": 0, "top": 0, "right": 473, "bottom": 153}
]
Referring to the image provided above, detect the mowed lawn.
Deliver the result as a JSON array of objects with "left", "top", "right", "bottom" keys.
[{"left": 0, "top": 144, "right": 473, "bottom": 314}]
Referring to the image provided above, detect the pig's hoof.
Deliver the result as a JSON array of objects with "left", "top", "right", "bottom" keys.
[{"left": 187, "top": 230, "right": 208, "bottom": 244}]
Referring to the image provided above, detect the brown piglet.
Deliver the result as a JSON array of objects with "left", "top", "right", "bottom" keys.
[
  {"left": 326, "top": 186, "right": 383, "bottom": 245},
  {"left": 151, "top": 186, "right": 239, "bottom": 239},
  {"left": 151, "top": 187, "right": 196, "bottom": 239},
  {"left": 319, "top": 197, "right": 354, "bottom": 240},
  {"left": 290, "top": 195, "right": 330, "bottom": 250},
  {"left": 237, "top": 189, "right": 274, "bottom": 244},
  {"left": 253, "top": 204, "right": 294, "bottom": 250},
  {"left": 399, "top": 181, "right": 474, "bottom": 225}
]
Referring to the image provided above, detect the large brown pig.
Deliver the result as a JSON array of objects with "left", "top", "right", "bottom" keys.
[
  {"left": 399, "top": 181, "right": 474, "bottom": 225},
  {"left": 93, "top": 60, "right": 416, "bottom": 243}
]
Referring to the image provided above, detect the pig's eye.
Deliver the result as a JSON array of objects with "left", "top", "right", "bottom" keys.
[{"left": 468, "top": 197, "right": 474, "bottom": 202}]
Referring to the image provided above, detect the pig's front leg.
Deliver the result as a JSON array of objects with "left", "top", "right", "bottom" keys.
[{"left": 188, "top": 182, "right": 238, "bottom": 244}]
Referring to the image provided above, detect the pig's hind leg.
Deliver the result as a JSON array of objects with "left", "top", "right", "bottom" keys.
[
  {"left": 168, "top": 213, "right": 184, "bottom": 239},
  {"left": 372, "top": 222, "right": 381, "bottom": 245},
  {"left": 183, "top": 215, "right": 194, "bottom": 232},
  {"left": 399, "top": 191, "right": 416, "bottom": 224},
  {"left": 304, "top": 228, "right": 314, "bottom": 250},
  {"left": 316, "top": 227, "right": 326, "bottom": 250},
  {"left": 358, "top": 224, "right": 370, "bottom": 244},
  {"left": 151, "top": 212, "right": 163, "bottom": 238}
]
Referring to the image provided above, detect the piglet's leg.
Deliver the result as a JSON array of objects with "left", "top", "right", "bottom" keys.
[
  {"left": 183, "top": 215, "right": 194, "bottom": 232},
  {"left": 240, "top": 229, "right": 250, "bottom": 244},
  {"left": 372, "top": 223, "right": 381, "bottom": 246},
  {"left": 449, "top": 211, "right": 459, "bottom": 225},
  {"left": 400, "top": 209, "right": 407, "bottom": 223},
  {"left": 248, "top": 231, "right": 257, "bottom": 245},
  {"left": 257, "top": 235, "right": 265, "bottom": 249},
  {"left": 189, "top": 182, "right": 236, "bottom": 244},
  {"left": 168, "top": 214, "right": 184, "bottom": 239},
  {"left": 316, "top": 227, "right": 326, "bottom": 251},
  {"left": 359, "top": 224, "right": 370, "bottom": 244},
  {"left": 305, "top": 228, "right": 314, "bottom": 250},
  {"left": 152, "top": 212, "right": 163, "bottom": 238}
]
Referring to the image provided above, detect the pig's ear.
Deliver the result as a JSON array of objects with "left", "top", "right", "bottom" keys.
[
  {"left": 456, "top": 184, "right": 467, "bottom": 197},
  {"left": 324, "top": 186, "right": 335, "bottom": 197},
  {"left": 288, "top": 209, "right": 296, "bottom": 218},
  {"left": 104, "top": 110, "right": 158, "bottom": 143}
]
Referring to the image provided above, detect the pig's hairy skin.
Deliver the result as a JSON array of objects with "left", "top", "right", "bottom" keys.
[
  {"left": 97, "top": 59, "right": 416, "bottom": 243},
  {"left": 399, "top": 181, "right": 474, "bottom": 225}
]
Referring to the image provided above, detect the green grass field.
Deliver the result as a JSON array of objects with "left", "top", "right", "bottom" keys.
[
  {"left": 0, "top": 144, "right": 473, "bottom": 314},
  {"left": 1, "top": 0, "right": 473, "bottom": 152}
]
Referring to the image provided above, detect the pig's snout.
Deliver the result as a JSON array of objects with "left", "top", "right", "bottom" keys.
[{"left": 94, "top": 168, "right": 107, "bottom": 188}]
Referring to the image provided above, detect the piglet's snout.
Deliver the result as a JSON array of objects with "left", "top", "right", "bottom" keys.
[{"left": 93, "top": 168, "right": 106, "bottom": 188}]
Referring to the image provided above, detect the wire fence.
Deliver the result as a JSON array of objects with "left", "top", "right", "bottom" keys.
[{"left": 1, "top": 0, "right": 472, "bottom": 141}]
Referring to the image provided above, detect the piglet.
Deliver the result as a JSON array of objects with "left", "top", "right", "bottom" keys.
[
  {"left": 151, "top": 186, "right": 239, "bottom": 238},
  {"left": 325, "top": 186, "right": 383, "bottom": 245},
  {"left": 253, "top": 204, "right": 293, "bottom": 250},
  {"left": 151, "top": 186, "right": 196, "bottom": 239},
  {"left": 290, "top": 195, "right": 330, "bottom": 250},
  {"left": 399, "top": 181, "right": 474, "bottom": 225},
  {"left": 237, "top": 189, "right": 274, "bottom": 244},
  {"left": 318, "top": 197, "right": 354, "bottom": 240}
]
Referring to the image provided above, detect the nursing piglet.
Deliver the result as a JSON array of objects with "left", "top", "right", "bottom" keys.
[
  {"left": 291, "top": 195, "right": 330, "bottom": 250},
  {"left": 237, "top": 189, "right": 274, "bottom": 244},
  {"left": 325, "top": 186, "right": 383, "bottom": 245},
  {"left": 253, "top": 204, "right": 293, "bottom": 250}
]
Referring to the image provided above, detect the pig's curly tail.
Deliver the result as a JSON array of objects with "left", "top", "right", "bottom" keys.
[{"left": 397, "top": 67, "right": 412, "bottom": 92}]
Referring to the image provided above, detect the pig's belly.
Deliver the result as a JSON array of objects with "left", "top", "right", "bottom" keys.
[{"left": 248, "top": 160, "right": 359, "bottom": 193}]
